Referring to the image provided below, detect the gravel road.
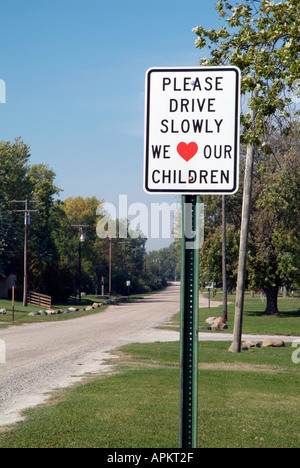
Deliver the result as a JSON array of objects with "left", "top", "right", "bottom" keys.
[
  {"left": 0, "top": 282, "right": 295, "bottom": 426},
  {"left": 0, "top": 283, "right": 181, "bottom": 426}
]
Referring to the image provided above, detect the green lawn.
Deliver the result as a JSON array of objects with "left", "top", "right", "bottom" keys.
[
  {"left": 207, "top": 291, "right": 300, "bottom": 336},
  {"left": 0, "top": 295, "right": 109, "bottom": 326},
  {"left": 169, "top": 291, "right": 300, "bottom": 336},
  {"left": 0, "top": 341, "right": 299, "bottom": 448},
  {"left": 0, "top": 288, "right": 298, "bottom": 448},
  {"left": 1, "top": 290, "right": 299, "bottom": 336}
]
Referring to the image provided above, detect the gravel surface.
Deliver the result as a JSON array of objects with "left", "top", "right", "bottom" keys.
[
  {"left": 0, "top": 282, "right": 295, "bottom": 426},
  {"left": 0, "top": 283, "right": 181, "bottom": 426}
]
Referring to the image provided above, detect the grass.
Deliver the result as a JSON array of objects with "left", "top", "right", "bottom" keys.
[
  {"left": 168, "top": 291, "right": 300, "bottom": 336},
  {"left": 210, "top": 291, "right": 300, "bottom": 336},
  {"left": 0, "top": 341, "right": 299, "bottom": 448},
  {"left": 0, "top": 296, "right": 109, "bottom": 327},
  {"left": 0, "top": 287, "right": 299, "bottom": 447}
]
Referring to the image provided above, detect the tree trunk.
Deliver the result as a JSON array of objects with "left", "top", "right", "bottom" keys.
[
  {"left": 222, "top": 195, "right": 228, "bottom": 322},
  {"left": 264, "top": 286, "right": 279, "bottom": 315}
]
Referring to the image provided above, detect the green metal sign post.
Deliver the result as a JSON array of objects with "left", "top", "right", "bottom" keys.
[
  {"left": 179, "top": 195, "right": 201, "bottom": 448},
  {"left": 144, "top": 67, "right": 240, "bottom": 449}
]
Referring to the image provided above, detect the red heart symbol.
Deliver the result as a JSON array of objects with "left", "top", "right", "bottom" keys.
[{"left": 177, "top": 142, "right": 198, "bottom": 162}]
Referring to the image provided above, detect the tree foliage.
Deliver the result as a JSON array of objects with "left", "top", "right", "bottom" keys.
[
  {"left": 0, "top": 140, "right": 163, "bottom": 301},
  {"left": 193, "top": 0, "right": 299, "bottom": 317},
  {"left": 247, "top": 122, "right": 300, "bottom": 312},
  {"left": 193, "top": 0, "right": 299, "bottom": 144}
]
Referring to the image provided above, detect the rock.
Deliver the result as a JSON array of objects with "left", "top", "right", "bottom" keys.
[
  {"left": 92, "top": 303, "right": 101, "bottom": 308},
  {"left": 86, "top": 305, "right": 94, "bottom": 311},
  {"left": 205, "top": 317, "right": 217, "bottom": 324},
  {"left": 211, "top": 317, "right": 228, "bottom": 330},
  {"left": 68, "top": 307, "right": 78, "bottom": 312},
  {"left": 28, "top": 311, "right": 40, "bottom": 316},
  {"left": 262, "top": 338, "right": 285, "bottom": 348},
  {"left": 40, "top": 311, "right": 47, "bottom": 316},
  {"left": 243, "top": 340, "right": 261, "bottom": 348},
  {"left": 0, "top": 308, "right": 7, "bottom": 315},
  {"left": 63, "top": 309, "right": 70, "bottom": 314}
]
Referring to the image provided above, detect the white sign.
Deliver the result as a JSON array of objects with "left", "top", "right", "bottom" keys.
[{"left": 144, "top": 67, "right": 240, "bottom": 194}]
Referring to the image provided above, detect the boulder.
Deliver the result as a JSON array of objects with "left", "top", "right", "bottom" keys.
[
  {"left": 262, "top": 337, "right": 285, "bottom": 348},
  {"left": 0, "top": 308, "right": 7, "bottom": 315},
  {"left": 228, "top": 343, "right": 248, "bottom": 352},
  {"left": 243, "top": 340, "right": 261, "bottom": 348},
  {"left": 68, "top": 307, "right": 78, "bottom": 312},
  {"left": 212, "top": 317, "right": 228, "bottom": 330},
  {"left": 86, "top": 305, "right": 94, "bottom": 311},
  {"left": 28, "top": 311, "right": 40, "bottom": 316},
  {"left": 92, "top": 303, "right": 101, "bottom": 308},
  {"left": 205, "top": 317, "right": 217, "bottom": 325}
]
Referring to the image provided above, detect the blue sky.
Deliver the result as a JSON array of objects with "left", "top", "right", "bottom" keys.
[{"left": 0, "top": 0, "right": 221, "bottom": 249}]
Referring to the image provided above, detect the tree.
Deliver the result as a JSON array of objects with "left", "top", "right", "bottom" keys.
[
  {"left": 0, "top": 138, "right": 31, "bottom": 202},
  {"left": 248, "top": 123, "right": 300, "bottom": 313},
  {"left": 0, "top": 139, "right": 32, "bottom": 281},
  {"left": 0, "top": 140, "right": 66, "bottom": 300},
  {"left": 193, "top": 0, "right": 299, "bottom": 351},
  {"left": 199, "top": 223, "right": 240, "bottom": 290},
  {"left": 148, "top": 243, "right": 181, "bottom": 282},
  {"left": 54, "top": 196, "right": 103, "bottom": 297},
  {"left": 0, "top": 199, "right": 16, "bottom": 277},
  {"left": 26, "top": 164, "right": 62, "bottom": 299}
]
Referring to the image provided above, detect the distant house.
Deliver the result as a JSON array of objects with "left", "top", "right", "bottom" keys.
[{"left": 0, "top": 274, "right": 17, "bottom": 299}]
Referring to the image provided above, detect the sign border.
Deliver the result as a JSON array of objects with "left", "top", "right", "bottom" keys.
[{"left": 144, "top": 66, "right": 240, "bottom": 195}]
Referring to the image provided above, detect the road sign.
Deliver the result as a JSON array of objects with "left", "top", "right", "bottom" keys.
[{"left": 144, "top": 67, "right": 240, "bottom": 195}]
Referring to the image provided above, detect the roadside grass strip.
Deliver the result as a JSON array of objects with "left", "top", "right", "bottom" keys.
[{"left": 0, "top": 341, "right": 299, "bottom": 448}]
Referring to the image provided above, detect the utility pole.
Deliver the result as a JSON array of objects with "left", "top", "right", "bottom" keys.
[
  {"left": 222, "top": 195, "right": 228, "bottom": 322},
  {"left": 13, "top": 200, "right": 39, "bottom": 307},
  {"left": 71, "top": 225, "right": 88, "bottom": 302},
  {"left": 109, "top": 237, "right": 112, "bottom": 296},
  {"left": 231, "top": 89, "right": 257, "bottom": 352}
]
